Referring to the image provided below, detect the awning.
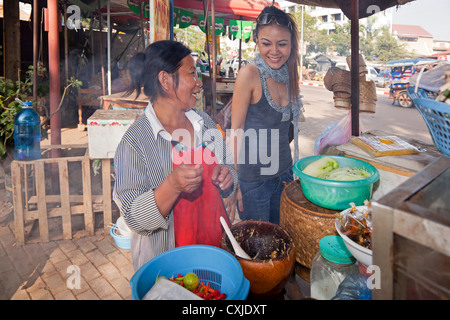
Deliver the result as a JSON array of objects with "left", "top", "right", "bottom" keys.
[
  {"left": 174, "top": 0, "right": 277, "bottom": 21},
  {"left": 286, "top": 0, "right": 415, "bottom": 19}
]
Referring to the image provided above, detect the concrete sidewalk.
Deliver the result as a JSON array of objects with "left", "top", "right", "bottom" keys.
[
  {"left": 0, "top": 218, "right": 134, "bottom": 300},
  {"left": 0, "top": 123, "right": 135, "bottom": 300}
]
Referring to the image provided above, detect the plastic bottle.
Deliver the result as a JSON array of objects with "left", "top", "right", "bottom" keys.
[
  {"left": 14, "top": 102, "right": 41, "bottom": 160},
  {"left": 331, "top": 273, "right": 372, "bottom": 300},
  {"left": 310, "top": 235, "right": 358, "bottom": 300}
]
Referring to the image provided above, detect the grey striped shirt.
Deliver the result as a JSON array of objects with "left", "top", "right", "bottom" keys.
[{"left": 113, "top": 104, "right": 237, "bottom": 261}]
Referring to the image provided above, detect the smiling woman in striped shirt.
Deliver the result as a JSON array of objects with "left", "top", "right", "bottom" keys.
[{"left": 113, "top": 40, "right": 237, "bottom": 270}]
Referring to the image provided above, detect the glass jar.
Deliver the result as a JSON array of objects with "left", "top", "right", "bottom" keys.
[{"left": 310, "top": 235, "right": 358, "bottom": 300}]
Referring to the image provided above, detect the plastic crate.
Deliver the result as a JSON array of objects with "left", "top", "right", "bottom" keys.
[
  {"left": 129, "top": 245, "right": 250, "bottom": 300},
  {"left": 407, "top": 86, "right": 450, "bottom": 157}
]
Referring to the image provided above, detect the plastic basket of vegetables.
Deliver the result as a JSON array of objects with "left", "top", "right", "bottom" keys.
[
  {"left": 129, "top": 245, "right": 250, "bottom": 300},
  {"left": 293, "top": 155, "right": 379, "bottom": 210}
]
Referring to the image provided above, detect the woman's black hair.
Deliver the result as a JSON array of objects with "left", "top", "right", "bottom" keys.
[{"left": 125, "top": 40, "right": 192, "bottom": 100}]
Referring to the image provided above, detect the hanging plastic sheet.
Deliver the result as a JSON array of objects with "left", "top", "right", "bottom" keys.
[
  {"left": 229, "top": 20, "right": 253, "bottom": 40},
  {"left": 198, "top": 15, "right": 224, "bottom": 35},
  {"left": 178, "top": 9, "right": 194, "bottom": 28}
]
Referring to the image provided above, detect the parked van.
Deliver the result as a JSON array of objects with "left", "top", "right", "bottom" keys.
[{"left": 335, "top": 63, "right": 379, "bottom": 81}]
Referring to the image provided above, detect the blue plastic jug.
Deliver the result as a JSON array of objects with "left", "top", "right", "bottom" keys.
[{"left": 13, "top": 102, "right": 41, "bottom": 160}]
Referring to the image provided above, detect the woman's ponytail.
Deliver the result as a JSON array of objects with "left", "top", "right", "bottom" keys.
[{"left": 125, "top": 52, "right": 145, "bottom": 98}]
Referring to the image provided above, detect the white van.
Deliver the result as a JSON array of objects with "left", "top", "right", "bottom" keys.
[
  {"left": 335, "top": 63, "right": 379, "bottom": 81},
  {"left": 366, "top": 66, "right": 379, "bottom": 81}
]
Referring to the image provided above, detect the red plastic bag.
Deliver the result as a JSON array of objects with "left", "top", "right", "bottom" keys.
[{"left": 315, "top": 111, "right": 364, "bottom": 155}]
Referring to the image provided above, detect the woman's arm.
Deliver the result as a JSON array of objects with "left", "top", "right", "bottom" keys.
[
  {"left": 114, "top": 135, "right": 203, "bottom": 233},
  {"left": 154, "top": 164, "right": 203, "bottom": 216},
  {"left": 229, "top": 64, "right": 258, "bottom": 168}
]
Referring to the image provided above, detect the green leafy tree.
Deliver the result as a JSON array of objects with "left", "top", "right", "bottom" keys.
[
  {"left": 360, "top": 16, "right": 381, "bottom": 59},
  {"left": 174, "top": 26, "right": 207, "bottom": 55},
  {"left": 374, "top": 27, "right": 409, "bottom": 63},
  {"left": 329, "top": 22, "right": 351, "bottom": 56}
]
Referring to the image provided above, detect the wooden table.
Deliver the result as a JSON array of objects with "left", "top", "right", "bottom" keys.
[
  {"left": 329, "top": 129, "right": 441, "bottom": 200},
  {"left": 77, "top": 88, "right": 120, "bottom": 129},
  {"left": 372, "top": 155, "right": 450, "bottom": 300},
  {"left": 201, "top": 73, "right": 235, "bottom": 116},
  {"left": 100, "top": 91, "right": 148, "bottom": 114}
]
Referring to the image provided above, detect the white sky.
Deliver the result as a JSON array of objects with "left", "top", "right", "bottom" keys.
[{"left": 392, "top": 0, "right": 450, "bottom": 41}]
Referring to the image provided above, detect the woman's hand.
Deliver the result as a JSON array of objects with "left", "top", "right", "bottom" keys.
[
  {"left": 170, "top": 164, "right": 204, "bottom": 193},
  {"left": 154, "top": 164, "right": 203, "bottom": 217},
  {"left": 223, "top": 187, "right": 243, "bottom": 223},
  {"left": 211, "top": 165, "right": 234, "bottom": 192}
]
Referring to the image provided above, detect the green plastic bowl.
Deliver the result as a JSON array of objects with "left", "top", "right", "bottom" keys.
[{"left": 292, "top": 155, "right": 379, "bottom": 210}]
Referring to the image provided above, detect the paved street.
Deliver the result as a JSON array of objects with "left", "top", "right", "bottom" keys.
[
  {"left": 0, "top": 82, "right": 434, "bottom": 300},
  {"left": 297, "top": 83, "right": 432, "bottom": 157}
]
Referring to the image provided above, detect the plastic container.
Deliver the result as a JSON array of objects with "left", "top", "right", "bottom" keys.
[
  {"left": 335, "top": 211, "right": 373, "bottom": 267},
  {"left": 14, "top": 102, "right": 41, "bottom": 161},
  {"left": 115, "top": 216, "right": 131, "bottom": 238},
  {"left": 130, "top": 245, "right": 250, "bottom": 300},
  {"left": 332, "top": 273, "right": 372, "bottom": 300},
  {"left": 110, "top": 224, "right": 131, "bottom": 250},
  {"left": 293, "top": 155, "right": 379, "bottom": 210},
  {"left": 310, "top": 235, "right": 358, "bottom": 300}
]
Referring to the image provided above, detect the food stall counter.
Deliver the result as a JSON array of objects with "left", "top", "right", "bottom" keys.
[{"left": 327, "top": 129, "right": 441, "bottom": 200}]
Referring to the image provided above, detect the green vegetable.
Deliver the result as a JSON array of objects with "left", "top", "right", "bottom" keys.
[
  {"left": 302, "top": 157, "right": 339, "bottom": 177},
  {"left": 319, "top": 167, "right": 372, "bottom": 181},
  {"left": 181, "top": 273, "right": 199, "bottom": 291}
]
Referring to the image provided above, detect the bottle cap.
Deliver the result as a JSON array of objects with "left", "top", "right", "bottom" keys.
[
  {"left": 22, "top": 102, "right": 33, "bottom": 107},
  {"left": 319, "top": 235, "right": 355, "bottom": 264}
]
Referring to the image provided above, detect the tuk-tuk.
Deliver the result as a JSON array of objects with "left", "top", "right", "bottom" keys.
[{"left": 386, "top": 58, "right": 436, "bottom": 108}]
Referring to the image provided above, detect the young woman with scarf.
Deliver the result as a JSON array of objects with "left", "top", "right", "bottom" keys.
[{"left": 226, "top": 6, "right": 303, "bottom": 224}]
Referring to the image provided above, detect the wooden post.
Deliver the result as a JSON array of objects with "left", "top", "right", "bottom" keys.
[
  {"left": 350, "top": 0, "right": 360, "bottom": 136},
  {"left": 211, "top": 0, "right": 217, "bottom": 118},
  {"left": 82, "top": 157, "right": 95, "bottom": 235},
  {"left": 58, "top": 161, "right": 72, "bottom": 239},
  {"left": 33, "top": 0, "right": 39, "bottom": 100},
  {"left": 3, "top": 0, "right": 21, "bottom": 82},
  {"left": 35, "top": 161, "right": 49, "bottom": 242},
  {"left": 11, "top": 162, "right": 25, "bottom": 244},
  {"left": 98, "top": 0, "right": 106, "bottom": 96},
  {"left": 48, "top": 0, "right": 62, "bottom": 148},
  {"left": 102, "top": 159, "right": 112, "bottom": 232}
]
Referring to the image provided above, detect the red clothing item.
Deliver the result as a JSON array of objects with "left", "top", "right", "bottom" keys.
[{"left": 172, "top": 144, "right": 230, "bottom": 247}]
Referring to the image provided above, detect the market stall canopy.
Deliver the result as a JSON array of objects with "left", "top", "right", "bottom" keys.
[
  {"left": 286, "top": 0, "right": 415, "bottom": 19},
  {"left": 386, "top": 58, "right": 436, "bottom": 67},
  {"left": 173, "top": 0, "right": 278, "bottom": 21},
  {"left": 70, "top": 0, "right": 277, "bottom": 28}
]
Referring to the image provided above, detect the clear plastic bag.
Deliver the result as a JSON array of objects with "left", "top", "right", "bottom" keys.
[
  {"left": 142, "top": 278, "right": 202, "bottom": 300},
  {"left": 331, "top": 273, "right": 372, "bottom": 300},
  {"left": 314, "top": 121, "right": 337, "bottom": 155},
  {"left": 314, "top": 111, "right": 364, "bottom": 155}
]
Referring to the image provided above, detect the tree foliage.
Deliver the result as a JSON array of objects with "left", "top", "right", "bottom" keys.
[
  {"left": 374, "top": 27, "right": 409, "bottom": 63},
  {"left": 292, "top": 9, "right": 409, "bottom": 64}
]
